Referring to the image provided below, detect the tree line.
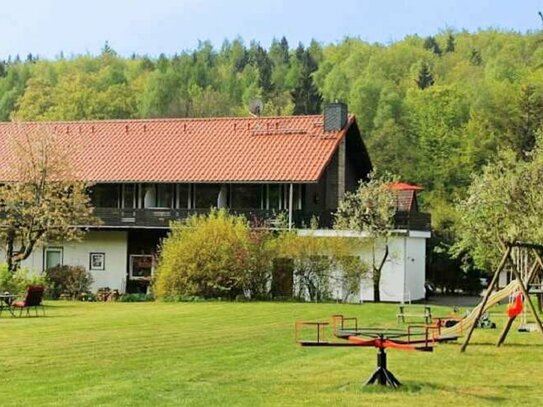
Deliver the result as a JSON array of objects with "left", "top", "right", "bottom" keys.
[{"left": 2, "top": 29, "right": 543, "bottom": 283}]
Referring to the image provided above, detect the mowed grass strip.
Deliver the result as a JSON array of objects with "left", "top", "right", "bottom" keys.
[{"left": 0, "top": 301, "right": 542, "bottom": 406}]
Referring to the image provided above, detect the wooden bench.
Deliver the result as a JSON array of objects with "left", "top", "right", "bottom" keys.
[{"left": 397, "top": 305, "right": 432, "bottom": 324}]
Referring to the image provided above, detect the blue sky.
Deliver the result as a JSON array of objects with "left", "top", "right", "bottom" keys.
[{"left": 1, "top": 0, "right": 543, "bottom": 58}]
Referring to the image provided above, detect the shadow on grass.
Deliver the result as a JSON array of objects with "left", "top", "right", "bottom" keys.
[
  {"left": 333, "top": 380, "right": 431, "bottom": 394},
  {"left": 43, "top": 302, "right": 81, "bottom": 308},
  {"left": 337, "top": 380, "right": 508, "bottom": 402},
  {"left": 465, "top": 341, "right": 543, "bottom": 348},
  {"left": 0, "top": 311, "right": 72, "bottom": 320}
]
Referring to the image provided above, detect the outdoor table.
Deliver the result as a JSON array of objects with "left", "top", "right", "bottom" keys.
[{"left": 0, "top": 293, "right": 17, "bottom": 317}]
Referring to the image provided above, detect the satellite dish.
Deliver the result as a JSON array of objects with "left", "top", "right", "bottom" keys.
[{"left": 249, "top": 99, "right": 264, "bottom": 117}]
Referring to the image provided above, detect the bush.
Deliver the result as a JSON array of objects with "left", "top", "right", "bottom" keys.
[
  {"left": 154, "top": 209, "right": 277, "bottom": 300},
  {"left": 0, "top": 264, "right": 46, "bottom": 294},
  {"left": 45, "top": 265, "right": 93, "bottom": 299},
  {"left": 119, "top": 293, "right": 154, "bottom": 302},
  {"left": 162, "top": 295, "right": 208, "bottom": 302},
  {"left": 277, "top": 233, "right": 367, "bottom": 302}
]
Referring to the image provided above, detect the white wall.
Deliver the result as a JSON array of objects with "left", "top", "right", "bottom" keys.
[
  {"left": 297, "top": 229, "right": 429, "bottom": 303},
  {"left": 19, "top": 231, "right": 128, "bottom": 292},
  {"left": 7, "top": 228, "right": 428, "bottom": 301},
  {"left": 404, "top": 235, "right": 427, "bottom": 301},
  {"left": 359, "top": 237, "right": 407, "bottom": 302}
]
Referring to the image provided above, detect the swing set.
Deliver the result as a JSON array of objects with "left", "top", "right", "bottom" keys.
[
  {"left": 294, "top": 242, "right": 543, "bottom": 388},
  {"left": 459, "top": 242, "right": 543, "bottom": 351}
]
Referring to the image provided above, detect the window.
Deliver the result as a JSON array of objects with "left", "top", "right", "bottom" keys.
[
  {"left": 44, "top": 247, "right": 63, "bottom": 271},
  {"left": 194, "top": 184, "right": 221, "bottom": 208},
  {"left": 91, "top": 184, "right": 120, "bottom": 208},
  {"left": 267, "top": 185, "right": 282, "bottom": 209},
  {"left": 129, "top": 255, "right": 154, "bottom": 279},
  {"left": 177, "top": 184, "right": 189, "bottom": 208},
  {"left": 89, "top": 252, "right": 105, "bottom": 271},
  {"left": 122, "top": 184, "right": 136, "bottom": 208},
  {"left": 231, "top": 184, "right": 261, "bottom": 209},
  {"left": 157, "top": 184, "right": 174, "bottom": 208},
  {"left": 142, "top": 184, "right": 174, "bottom": 208}
]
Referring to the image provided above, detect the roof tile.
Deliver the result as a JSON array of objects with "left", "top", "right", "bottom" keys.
[{"left": 0, "top": 115, "right": 355, "bottom": 183}]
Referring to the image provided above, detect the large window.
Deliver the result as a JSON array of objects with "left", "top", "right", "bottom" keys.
[
  {"left": 44, "top": 247, "right": 63, "bottom": 271},
  {"left": 157, "top": 184, "right": 174, "bottom": 208},
  {"left": 91, "top": 184, "right": 120, "bottom": 208},
  {"left": 122, "top": 184, "right": 136, "bottom": 208},
  {"left": 231, "top": 184, "right": 262, "bottom": 209},
  {"left": 267, "top": 185, "right": 282, "bottom": 209},
  {"left": 143, "top": 184, "right": 174, "bottom": 208},
  {"left": 194, "top": 184, "right": 221, "bottom": 208},
  {"left": 177, "top": 184, "right": 189, "bottom": 208}
]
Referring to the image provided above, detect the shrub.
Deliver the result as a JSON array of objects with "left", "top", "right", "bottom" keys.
[
  {"left": 155, "top": 209, "right": 276, "bottom": 300},
  {"left": 0, "top": 264, "right": 46, "bottom": 294},
  {"left": 45, "top": 265, "right": 93, "bottom": 299},
  {"left": 119, "top": 293, "right": 154, "bottom": 302},
  {"left": 277, "top": 233, "right": 368, "bottom": 302}
]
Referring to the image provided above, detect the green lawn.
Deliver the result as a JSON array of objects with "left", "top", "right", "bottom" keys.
[{"left": 0, "top": 301, "right": 542, "bottom": 406}]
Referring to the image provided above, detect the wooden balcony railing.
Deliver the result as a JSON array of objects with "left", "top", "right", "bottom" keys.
[
  {"left": 393, "top": 211, "right": 432, "bottom": 232},
  {"left": 93, "top": 208, "right": 293, "bottom": 228},
  {"left": 91, "top": 208, "right": 431, "bottom": 231}
]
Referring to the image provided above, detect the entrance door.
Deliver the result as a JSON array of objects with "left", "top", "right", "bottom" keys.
[
  {"left": 128, "top": 255, "right": 154, "bottom": 294},
  {"left": 271, "top": 258, "right": 294, "bottom": 299},
  {"left": 129, "top": 255, "right": 154, "bottom": 280}
]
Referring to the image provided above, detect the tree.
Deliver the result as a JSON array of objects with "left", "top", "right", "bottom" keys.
[
  {"left": 415, "top": 61, "right": 434, "bottom": 90},
  {"left": 334, "top": 172, "right": 398, "bottom": 302},
  {"left": 247, "top": 42, "right": 273, "bottom": 97},
  {"left": 470, "top": 49, "right": 482, "bottom": 65},
  {"left": 277, "top": 232, "right": 367, "bottom": 302},
  {"left": 423, "top": 36, "right": 442, "bottom": 56},
  {"left": 0, "top": 126, "right": 97, "bottom": 272},
  {"left": 508, "top": 84, "right": 543, "bottom": 156},
  {"left": 154, "top": 209, "right": 277, "bottom": 300},
  {"left": 453, "top": 139, "right": 543, "bottom": 270},
  {"left": 445, "top": 34, "right": 455, "bottom": 53},
  {"left": 291, "top": 44, "right": 322, "bottom": 114}
]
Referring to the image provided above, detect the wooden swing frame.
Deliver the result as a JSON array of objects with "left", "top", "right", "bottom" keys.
[{"left": 460, "top": 242, "right": 543, "bottom": 352}]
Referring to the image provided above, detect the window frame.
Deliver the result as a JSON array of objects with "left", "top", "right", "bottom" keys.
[{"left": 43, "top": 247, "right": 63, "bottom": 272}]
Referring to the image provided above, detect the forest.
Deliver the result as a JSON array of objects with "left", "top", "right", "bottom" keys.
[{"left": 2, "top": 29, "right": 543, "bottom": 288}]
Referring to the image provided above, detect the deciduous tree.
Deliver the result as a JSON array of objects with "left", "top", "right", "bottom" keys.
[
  {"left": 0, "top": 126, "right": 97, "bottom": 272},
  {"left": 334, "top": 171, "right": 398, "bottom": 302}
]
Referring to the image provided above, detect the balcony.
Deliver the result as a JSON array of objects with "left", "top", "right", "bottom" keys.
[
  {"left": 93, "top": 208, "right": 295, "bottom": 228},
  {"left": 92, "top": 208, "right": 431, "bottom": 231},
  {"left": 393, "top": 211, "right": 432, "bottom": 232}
]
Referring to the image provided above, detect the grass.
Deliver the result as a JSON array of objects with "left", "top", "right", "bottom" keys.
[{"left": 0, "top": 301, "right": 542, "bottom": 406}]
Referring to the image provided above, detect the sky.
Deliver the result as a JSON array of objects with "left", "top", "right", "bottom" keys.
[{"left": 1, "top": 0, "right": 543, "bottom": 59}]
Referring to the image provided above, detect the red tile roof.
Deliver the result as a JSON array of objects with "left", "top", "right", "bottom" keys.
[
  {"left": 0, "top": 115, "right": 358, "bottom": 183},
  {"left": 389, "top": 182, "right": 424, "bottom": 191}
]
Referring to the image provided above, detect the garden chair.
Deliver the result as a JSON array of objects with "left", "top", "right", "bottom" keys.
[{"left": 11, "top": 286, "right": 46, "bottom": 317}]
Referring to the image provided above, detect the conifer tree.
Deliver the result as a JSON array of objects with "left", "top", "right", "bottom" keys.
[
  {"left": 445, "top": 34, "right": 455, "bottom": 53},
  {"left": 423, "top": 36, "right": 442, "bottom": 56},
  {"left": 416, "top": 62, "right": 434, "bottom": 89},
  {"left": 291, "top": 44, "right": 322, "bottom": 114}
]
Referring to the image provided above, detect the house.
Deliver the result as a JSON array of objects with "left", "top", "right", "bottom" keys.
[{"left": 0, "top": 103, "right": 431, "bottom": 301}]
